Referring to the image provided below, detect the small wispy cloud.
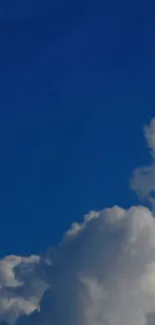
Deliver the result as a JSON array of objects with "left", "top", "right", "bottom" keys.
[{"left": 130, "top": 118, "right": 155, "bottom": 209}]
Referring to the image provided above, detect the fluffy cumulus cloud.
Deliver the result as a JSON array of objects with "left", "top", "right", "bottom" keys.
[{"left": 1, "top": 119, "right": 155, "bottom": 325}]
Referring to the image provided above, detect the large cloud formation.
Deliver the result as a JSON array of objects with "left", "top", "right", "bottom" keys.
[{"left": 1, "top": 119, "right": 155, "bottom": 325}]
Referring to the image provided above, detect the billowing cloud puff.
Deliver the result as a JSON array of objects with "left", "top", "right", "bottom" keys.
[
  {"left": 0, "top": 255, "right": 48, "bottom": 324},
  {"left": 1, "top": 119, "right": 155, "bottom": 325}
]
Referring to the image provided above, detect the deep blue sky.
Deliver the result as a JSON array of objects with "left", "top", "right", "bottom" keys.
[{"left": 0, "top": 0, "right": 155, "bottom": 256}]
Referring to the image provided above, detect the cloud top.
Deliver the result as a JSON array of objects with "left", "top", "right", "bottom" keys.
[{"left": 0, "top": 206, "right": 154, "bottom": 325}]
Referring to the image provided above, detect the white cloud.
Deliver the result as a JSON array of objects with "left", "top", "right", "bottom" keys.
[
  {"left": 0, "top": 255, "right": 48, "bottom": 324},
  {"left": 1, "top": 119, "right": 155, "bottom": 325},
  {"left": 5, "top": 206, "right": 155, "bottom": 325}
]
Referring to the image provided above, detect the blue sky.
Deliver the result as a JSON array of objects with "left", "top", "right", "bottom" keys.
[{"left": 0, "top": 0, "right": 155, "bottom": 257}]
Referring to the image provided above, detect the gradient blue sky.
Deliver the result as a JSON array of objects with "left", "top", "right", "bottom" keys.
[{"left": 0, "top": 0, "right": 155, "bottom": 256}]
